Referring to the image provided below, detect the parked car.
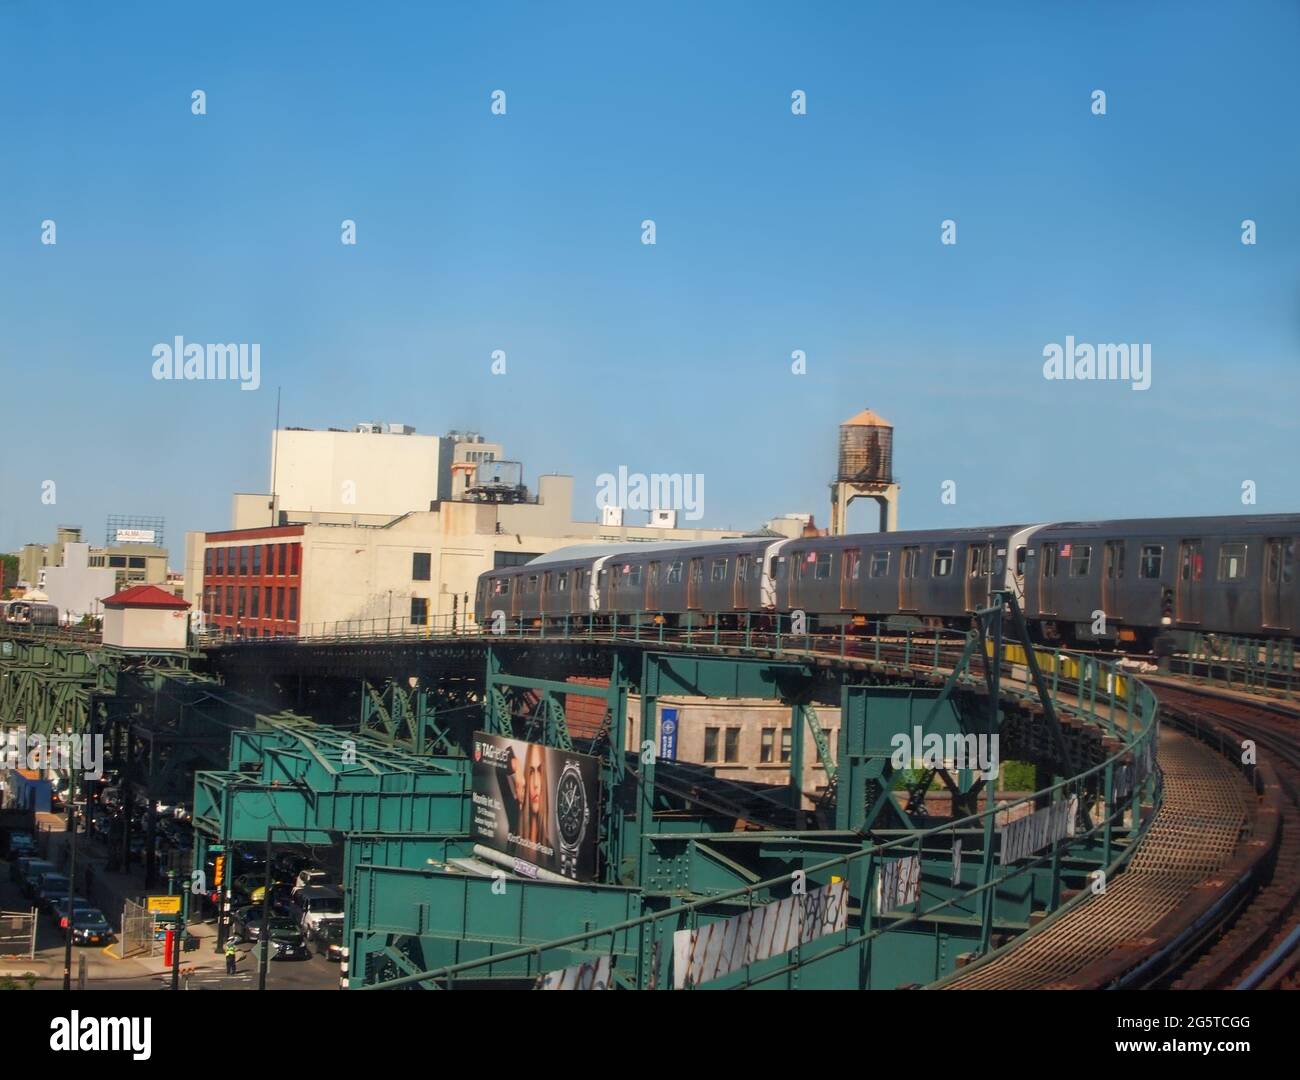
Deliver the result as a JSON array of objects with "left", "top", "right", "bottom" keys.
[
  {"left": 17, "top": 858, "right": 57, "bottom": 895},
  {"left": 51, "top": 897, "right": 93, "bottom": 927},
  {"left": 35, "top": 872, "right": 72, "bottom": 912}
]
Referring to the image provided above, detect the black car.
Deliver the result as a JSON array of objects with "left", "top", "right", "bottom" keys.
[
  {"left": 264, "top": 918, "right": 309, "bottom": 960},
  {"left": 311, "top": 919, "right": 344, "bottom": 963}
]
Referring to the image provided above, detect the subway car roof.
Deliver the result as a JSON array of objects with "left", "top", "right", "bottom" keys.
[
  {"left": 522, "top": 537, "right": 767, "bottom": 567},
  {"left": 1034, "top": 514, "right": 1300, "bottom": 536}
]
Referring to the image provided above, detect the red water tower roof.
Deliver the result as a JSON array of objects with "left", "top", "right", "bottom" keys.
[
  {"left": 102, "top": 584, "right": 190, "bottom": 610},
  {"left": 842, "top": 409, "right": 892, "bottom": 428}
]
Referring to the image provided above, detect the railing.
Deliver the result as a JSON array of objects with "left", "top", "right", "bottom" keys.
[
  {"left": 357, "top": 635, "right": 1161, "bottom": 990},
  {"left": 1169, "top": 632, "right": 1297, "bottom": 699}
]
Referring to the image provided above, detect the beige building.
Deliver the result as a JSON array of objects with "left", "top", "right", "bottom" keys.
[{"left": 102, "top": 585, "right": 191, "bottom": 650}]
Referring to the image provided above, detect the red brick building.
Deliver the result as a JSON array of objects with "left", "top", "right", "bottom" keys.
[{"left": 200, "top": 526, "right": 303, "bottom": 638}]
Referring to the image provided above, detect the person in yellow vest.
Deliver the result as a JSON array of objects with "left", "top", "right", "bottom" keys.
[{"left": 225, "top": 938, "right": 238, "bottom": 975}]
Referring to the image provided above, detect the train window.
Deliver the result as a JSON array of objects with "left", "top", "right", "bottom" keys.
[
  {"left": 968, "top": 548, "right": 984, "bottom": 577},
  {"left": 844, "top": 550, "right": 861, "bottom": 581},
  {"left": 557, "top": 572, "right": 568, "bottom": 593},
  {"left": 1041, "top": 544, "right": 1058, "bottom": 577},
  {"left": 666, "top": 561, "right": 683, "bottom": 585},
  {"left": 1216, "top": 543, "right": 1247, "bottom": 581},
  {"left": 813, "top": 552, "right": 832, "bottom": 580},
  {"left": 902, "top": 548, "right": 919, "bottom": 579},
  {"left": 932, "top": 549, "right": 954, "bottom": 577},
  {"left": 870, "top": 551, "right": 891, "bottom": 578},
  {"left": 735, "top": 558, "right": 746, "bottom": 583},
  {"left": 525, "top": 575, "right": 538, "bottom": 594},
  {"left": 629, "top": 565, "right": 643, "bottom": 586},
  {"left": 1016, "top": 548, "right": 1027, "bottom": 576},
  {"left": 1179, "top": 545, "right": 1203, "bottom": 582},
  {"left": 492, "top": 578, "right": 510, "bottom": 596},
  {"left": 1069, "top": 545, "right": 1092, "bottom": 577},
  {"left": 1139, "top": 545, "right": 1163, "bottom": 578},
  {"left": 690, "top": 561, "right": 704, "bottom": 584},
  {"left": 710, "top": 559, "right": 728, "bottom": 582}
]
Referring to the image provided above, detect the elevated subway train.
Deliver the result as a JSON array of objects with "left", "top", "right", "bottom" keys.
[
  {"left": 474, "top": 514, "right": 1300, "bottom": 650},
  {"left": 1, "top": 600, "right": 60, "bottom": 627}
]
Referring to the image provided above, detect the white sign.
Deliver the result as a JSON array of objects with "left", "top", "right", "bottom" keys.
[
  {"left": 115, "top": 529, "right": 156, "bottom": 544},
  {"left": 876, "top": 855, "right": 921, "bottom": 913},
  {"left": 999, "top": 795, "right": 1078, "bottom": 865},
  {"left": 538, "top": 954, "right": 611, "bottom": 990},
  {"left": 672, "top": 880, "right": 848, "bottom": 989}
]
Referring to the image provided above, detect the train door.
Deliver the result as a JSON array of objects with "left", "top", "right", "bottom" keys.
[
  {"left": 687, "top": 558, "right": 704, "bottom": 609},
  {"left": 1176, "top": 540, "right": 1203, "bottom": 623},
  {"left": 1102, "top": 541, "right": 1125, "bottom": 619},
  {"left": 899, "top": 546, "right": 920, "bottom": 611},
  {"left": 965, "top": 543, "right": 992, "bottom": 611},
  {"left": 1038, "top": 543, "right": 1058, "bottom": 615},
  {"left": 646, "top": 562, "right": 661, "bottom": 612},
  {"left": 734, "top": 555, "right": 750, "bottom": 609},
  {"left": 1262, "top": 538, "right": 1295, "bottom": 631},
  {"left": 572, "top": 570, "right": 588, "bottom": 615},
  {"left": 840, "top": 549, "right": 860, "bottom": 610}
]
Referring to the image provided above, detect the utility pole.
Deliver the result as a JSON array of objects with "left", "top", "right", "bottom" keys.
[{"left": 62, "top": 761, "right": 77, "bottom": 991}]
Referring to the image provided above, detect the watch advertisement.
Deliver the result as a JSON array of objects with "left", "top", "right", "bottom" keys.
[{"left": 471, "top": 732, "right": 600, "bottom": 882}]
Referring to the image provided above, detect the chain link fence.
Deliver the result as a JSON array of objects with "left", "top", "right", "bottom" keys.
[
  {"left": 119, "top": 897, "right": 161, "bottom": 959},
  {"left": 0, "top": 910, "right": 37, "bottom": 959}
]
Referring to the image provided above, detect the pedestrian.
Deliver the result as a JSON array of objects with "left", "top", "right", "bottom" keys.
[{"left": 224, "top": 938, "right": 237, "bottom": 975}]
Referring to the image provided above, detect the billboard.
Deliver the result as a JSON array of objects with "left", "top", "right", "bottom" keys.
[
  {"left": 115, "top": 529, "right": 156, "bottom": 544},
  {"left": 471, "top": 733, "right": 600, "bottom": 882}
]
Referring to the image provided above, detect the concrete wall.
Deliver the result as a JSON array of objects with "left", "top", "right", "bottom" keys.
[{"left": 103, "top": 605, "right": 189, "bottom": 650}]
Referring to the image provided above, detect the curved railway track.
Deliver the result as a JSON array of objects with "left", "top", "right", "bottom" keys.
[{"left": 1148, "top": 681, "right": 1300, "bottom": 990}]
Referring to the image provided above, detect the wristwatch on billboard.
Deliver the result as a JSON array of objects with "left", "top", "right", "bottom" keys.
[{"left": 555, "top": 760, "right": 590, "bottom": 877}]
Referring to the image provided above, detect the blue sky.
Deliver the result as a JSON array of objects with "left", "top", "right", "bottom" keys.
[{"left": 2, "top": 1, "right": 1297, "bottom": 559}]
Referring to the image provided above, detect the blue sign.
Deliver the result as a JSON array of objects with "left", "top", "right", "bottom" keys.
[{"left": 659, "top": 708, "right": 678, "bottom": 762}]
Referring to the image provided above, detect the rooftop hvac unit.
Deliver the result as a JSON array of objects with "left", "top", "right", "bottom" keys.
[
  {"left": 601, "top": 506, "right": 624, "bottom": 527},
  {"left": 649, "top": 509, "right": 677, "bottom": 529},
  {"left": 387, "top": 423, "right": 415, "bottom": 435}
]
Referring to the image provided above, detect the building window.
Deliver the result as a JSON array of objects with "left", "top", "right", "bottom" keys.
[
  {"left": 239, "top": 546, "right": 250, "bottom": 575},
  {"left": 252, "top": 545, "right": 262, "bottom": 575},
  {"left": 710, "top": 558, "right": 728, "bottom": 583},
  {"left": 1139, "top": 545, "right": 1163, "bottom": 579},
  {"left": 276, "top": 588, "right": 285, "bottom": 620},
  {"left": 250, "top": 587, "right": 260, "bottom": 618},
  {"left": 412, "top": 552, "right": 431, "bottom": 581},
  {"left": 288, "top": 588, "right": 298, "bottom": 621},
  {"left": 224, "top": 586, "right": 234, "bottom": 616},
  {"left": 1069, "top": 545, "right": 1093, "bottom": 577},
  {"left": 493, "top": 551, "right": 544, "bottom": 569},
  {"left": 704, "top": 727, "right": 719, "bottom": 762},
  {"left": 109, "top": 556, "right": 127, "bottom": 568},
  {"left": 870, "top": 551, "right": 891, "bottom": 578},
  {"left": 204, "top": 549, "right": 214, "bottom": 574},
  {"left": 410, "top": 597, "right": 428, "bottom": 625},
  {"left": 264, "top": 586, "right": 272, "bottom": 614},
  {"left": 290, "top": 543, "right": 301, "bottom": 576},
  {"left": 932, "top": 549, "right": 954, "bottom": 577},
  {"left": 760, "top": 728, "right": 775, "bottom": 764},
  {"left": 779, "top": 728, "right": 792, "bottom": 764},
  {"left": 238, "top": 587, "right": 247, "bottom": 617},
  {"left": 816, "top": 729, "right": 837, "bottom": 764},
  {"left": 724, "top": 729, "right": 740, "bottom": 763},
  {"left": 1217, "top": 543, "right": 1248, "bottom": 581}
]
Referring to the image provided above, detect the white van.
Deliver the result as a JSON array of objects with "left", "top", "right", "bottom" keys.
[{"left": 293, "top": 886, "right": 344, "bottom": 933}]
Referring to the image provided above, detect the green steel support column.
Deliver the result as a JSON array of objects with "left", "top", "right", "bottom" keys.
[
  {"left": 836, "top": 685, "right": 869, "bottom": 832},
  {"left": 977, "top": 597, "right": 1003, "bottom": 955},
  {"left": 635, "top": 653, "right": 657, "bottom": 890},
  {"left": 788, "top": 702, "right": 805, "bottom": 812}
]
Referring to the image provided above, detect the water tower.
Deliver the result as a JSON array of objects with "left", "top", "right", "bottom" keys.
[{"left": 830, "top": 409, "right": 900, "bottom": 534}]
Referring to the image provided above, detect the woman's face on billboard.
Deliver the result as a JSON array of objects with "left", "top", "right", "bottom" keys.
[{"left": 527, "top": 750, "right": 544, "bottom": 813}]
